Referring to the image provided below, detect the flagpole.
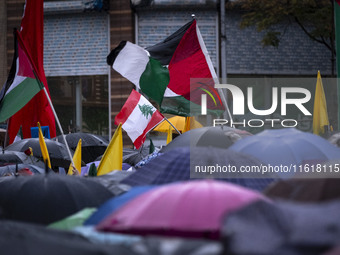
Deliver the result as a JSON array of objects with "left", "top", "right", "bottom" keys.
[
  {"left": 164, "top": 117, "right": 182, "bottom": 135},
  {"left": 15, "top": 30, "right": 75, "bottom": 169},
  {"left": 42, "top": 87, "right": 75, "bottom": 169}
]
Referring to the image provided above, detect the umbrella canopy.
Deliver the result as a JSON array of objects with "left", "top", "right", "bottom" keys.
[
  {"left": 85, "top": 185, "right": 156, "bottom": 226},
  {"left": 96, "top": 180, "right": 266, "bottom": 239},
  {"left": 328, "top": 132, "right": 340, "bottom": 146},
  {"left": 0, "top": 220, "right": 136, "bottom": 255},
  {"left": 264, "top": 177, "right": 340, "bottom": 202},
  {"left": 121, "top": 147, "right": 275, "bottom": 191},
  {"left": 154, "top": 116, "right": 203, "bottom": 133},
  {"left": 0, "top": 174, "right": 113, "bottom": 225},
  {"left": 229, "top": 128, "right": 340, "bottom": 178},
  {"left": 88, "top": 170, "right": 133, "bottom": 196},
  {"left": 54, "top": 133, "right": 109, "bottom": 163},
  {"left": 49, "top": 208, "right": 97, "bottom": 230},
  {"left": 0, "top": 150, "right": 45, "bottom": 168},
  {"left": 161, "top": 126, "right": 233, "bottom": 153},
  {"left": 220, "top": 126, "right": 253, "bottom": 143},
  {"left": 5, "top": 138, "right": 74, "bottom": 169},
  {"left": 130, "top": 236, "right": 222, "bottom": 255},
  {"left": 0, "top": 163, "right": 45, "bottom": 176},
  {"left": 222, "top": 200, "right": 340, "bottom": 255}
]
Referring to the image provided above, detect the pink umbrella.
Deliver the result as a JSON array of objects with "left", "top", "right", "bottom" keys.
[{"left": 96, "top": 180, "right": 268, "bottom": 239}]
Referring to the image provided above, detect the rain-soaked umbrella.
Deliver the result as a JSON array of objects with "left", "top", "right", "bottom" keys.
[
  {"left": 328, "top": 132, "right": 340, "bottom": 147},
  {"left": 161, "top": 126, "right": 233, "bottom": 153},
  {"left": 96, "top": 180, "right": 266, "bottom": 239},
  {"left": 222, "top": 199, "right": 340, "bottom": 255},
  {"left": 0, "top": 174, "right": 113, "bottom": 225},
  {"left": 264, "top": 177, "right": 340, "bottom": 202},
  {"left": 0, "top": 150, "right": 45, "bottom": 168},
  {"left": 129, "top": 236, "right": 222, "bottom": 255},
  {"left": 0, "top": 220, "right": 136, "bottom": 255},
  {"left": 229, "top": 128, "right": 340, "bottom": 178},
  {"left": 54, "top": 133, "right": 109, "bottom": 163},
  {"left": 5, "top": 138, "right": 74, "bottom": 168},
  {"left": 0, "top": 163, "right": 45, "bottom": 176},
  {"left": 220, "top": 126, "right": 252, "bottom": 143},
  {"left": 85, "top": 185, "right": 156, "bottom": 226},
  {"left": 122, "top": 147, "right": 276, "bottom": 191},
  {"left": 88, "top": 170, "right": 133, "bottom": 196}
]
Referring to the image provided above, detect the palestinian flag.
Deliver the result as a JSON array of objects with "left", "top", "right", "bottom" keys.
[
  {"left": 114, "top": 89, "right": 164, "bottom": 149},
  {"left": 107, "top": 20, "right": 224, "bottom": 117},
  {"left": 0, "top": 31, "right": 44, "bottom": 122}
]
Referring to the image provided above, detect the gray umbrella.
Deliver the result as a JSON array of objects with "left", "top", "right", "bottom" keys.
[
  {"left": 89, "top": 170, "right": 134, "bottom": 196},
  {"left": 161, "top": 126, "right": 233, "bottom": 153},
  {"left": 0, "top": 163, "right": 45, "bottom": 176},
  {"left": 222, "top": 200, "right": 340, "bottom": 255},
  {"left": 0, "top": 150, "right": 45, "bottom": 168}
]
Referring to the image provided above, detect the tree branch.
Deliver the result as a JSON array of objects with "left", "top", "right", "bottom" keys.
[{"left": 294, "top": 16, "right": 332, "bottom": 52}]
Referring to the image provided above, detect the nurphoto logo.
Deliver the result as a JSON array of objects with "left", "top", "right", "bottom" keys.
[{"left": 201, "top": 82, "right": 312, "bottom": 129}]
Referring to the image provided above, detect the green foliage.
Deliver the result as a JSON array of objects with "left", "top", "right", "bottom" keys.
[{"left": 232, "top": 0, "right": 333, "bottom": 50}]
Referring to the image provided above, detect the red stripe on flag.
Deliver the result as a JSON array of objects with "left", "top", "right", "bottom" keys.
[
  {"left": 133, "top": 111, "right": 164, "bottom": 149},
  {"left": 336, "top": 0, "right": 340, "bottom": 6},
  {"left": 17, "top": 36, "right": 36, "bottom": 79},
  {"left": 114, "top": 89, "right": 141, "bottom": 126},
  {"left": 168, "top": 20, "right": 212, "bottom": 98}
]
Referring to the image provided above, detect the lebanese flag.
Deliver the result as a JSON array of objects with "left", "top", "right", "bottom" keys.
[
  {"left": 114, "top": 90, "right": 164, "bottom": 149},
  {"left": 7, "top": 0, "right": 56, "bottom": 144},
  {"left": 108, "top": 20, "right": 224, "bottom": 117},
  {"left": 0, "top": 31, "right": 43, "bottom": 122}
]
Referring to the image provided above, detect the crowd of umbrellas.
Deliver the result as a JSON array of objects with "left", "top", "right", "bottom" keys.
[{"left": 1, "top": 124, "right": 340, "bottom": 254}]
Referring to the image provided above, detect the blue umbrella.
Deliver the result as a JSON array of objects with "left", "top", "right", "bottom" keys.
[
  {"left": 121, "top": 147, "right": 275, "bottom": 191},
  {"left": 84, "top": 185, "right": 156, "bottom": 225},
  {"left": 229, "top": 128, "right": 340, "bottom": 178}
]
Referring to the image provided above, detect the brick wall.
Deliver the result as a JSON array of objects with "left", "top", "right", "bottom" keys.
[{"left": 109, "top": 0, "right": 134, "bottom": 145}]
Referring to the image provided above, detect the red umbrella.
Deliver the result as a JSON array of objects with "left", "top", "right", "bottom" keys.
[{"left": 96, "top": 180, "right": 267, "bottom": 239}]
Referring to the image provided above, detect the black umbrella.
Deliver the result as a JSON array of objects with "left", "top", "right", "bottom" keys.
[
  {"left": 54, "top": 133, "right": 108, "bottom": 163},
  {"left": 0, "top": 220, "right": 137, "bottom": 255},
  {"left": 122, "top": 147, "right": 275, "bottom": 191},
  {"left": 5, "top": 138, "right": 73, "bottom": 168},
  {"left": 161, "top": 126, "right": 233, "bottom": 153},
  {"left": 0, "top": 174, "right": 113, "bottom": 225},
  {"left": 0, "top": 150, "right": 45, "bottom": 168}
]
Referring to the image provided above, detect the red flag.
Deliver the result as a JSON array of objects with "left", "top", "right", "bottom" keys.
[{"left": 8, "top": 0, "right": 56, "bottom": 144}]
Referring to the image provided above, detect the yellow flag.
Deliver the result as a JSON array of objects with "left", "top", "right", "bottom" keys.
[
  {"left": 183, "top": 116, "right": 194, "bottom": 133},
  {"left": 313, "top": 71, "right": 329, "bottom": 135},
  {"left": 67, "top": 139, "right": 82, "bottom": 175},
  {"left": 97, "top": 123, "right": 123, "bottom": 176},
  {"left": 37, "top": 122, "right": 51, "bottom": 168},
  {"left": 166, "top": 125, "right": 173, "bottom": 144}
]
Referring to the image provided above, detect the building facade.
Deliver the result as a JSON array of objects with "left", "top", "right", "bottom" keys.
[{"left": 1, "top": 0, "right": 334, "bottom": 140}]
